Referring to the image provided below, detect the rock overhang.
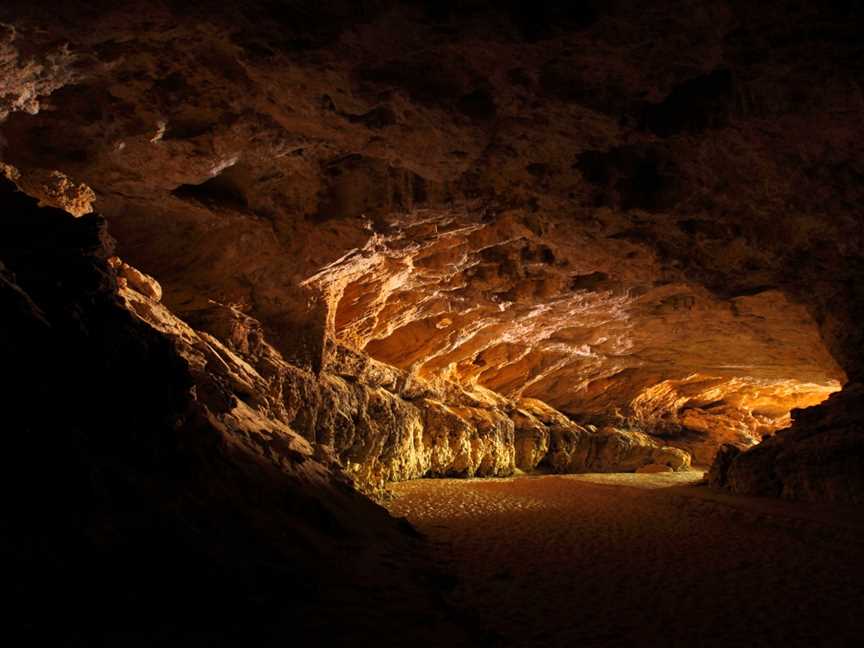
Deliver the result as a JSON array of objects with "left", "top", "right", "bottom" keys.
[{"left": 1, "top": 0, "right": 861, "bottom": 489}]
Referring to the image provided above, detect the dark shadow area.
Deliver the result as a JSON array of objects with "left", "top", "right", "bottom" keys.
[
  {"left": 640, "top": 69, "right": 735, "bottom": 137},
  {"left": 172, "top": 173, "right": 249, "bottom": 209},
  {"left": 0, "top": 178, "right": 475, "bottom": 647}
]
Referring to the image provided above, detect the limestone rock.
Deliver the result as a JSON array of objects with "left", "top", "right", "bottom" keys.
[
  {"left": 589, "top": 428, "right": 691, "bottom": 473},
  {"left": 652, "top": 446, "right": 692, "bottom": 471},
  {"left": 513, "top": 399, "right": 693, "bottom": 473},
  {"left": 419, "top": 399, "right": 516, "bottom": 478},
  {"left": 708, "top": 384, "right": 864, "bottom": 503},
  {"left": 109, "top": 255, "right": 162, "bottom": 301},
  {"left": 511, "top": 406, "right": 551, "bottom": 471},
  {"left": 2, "top": 164, "right": 95, "bottom": 216},
  {"left": 451, "top": 404, "right": 516, "bottom": 477},
  {"left": 315, "top": 374, "right": 428, "bottom": 489},
  {"left": 0, "top": 23, "right": 79, "bottom": 121}
]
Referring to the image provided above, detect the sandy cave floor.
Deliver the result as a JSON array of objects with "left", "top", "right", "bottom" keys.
[{"left": 385, "top": 472, "right": 864, "bottom": 647}]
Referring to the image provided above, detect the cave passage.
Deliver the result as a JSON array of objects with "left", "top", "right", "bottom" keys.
[
  {"left": 3, "top": 1, "right": 864, "bottom": 645},
  {"left": 387, "top": 472, "right": 864, "bottom": 646}
]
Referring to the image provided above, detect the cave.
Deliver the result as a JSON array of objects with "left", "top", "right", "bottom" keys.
[{"left": 2, "top": 2, "right": 863, "bottom": 646}]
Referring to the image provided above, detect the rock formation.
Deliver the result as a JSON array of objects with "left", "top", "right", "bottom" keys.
[
  {"left": 3, "top": 1, "right": 858, "bottom": 486},
  {"left": 2, "top": 1, "right": 863, "bottom": 638},
  {"left": 0, "top": 175, "right": 479, "bottom": 644}
]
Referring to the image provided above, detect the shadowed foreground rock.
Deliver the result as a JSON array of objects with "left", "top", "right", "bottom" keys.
[{"left": 0, "top": 177, "right": 474, "bottom": 645}]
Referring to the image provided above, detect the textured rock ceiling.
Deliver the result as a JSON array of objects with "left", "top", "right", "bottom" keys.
[
  {"left": 304, "top": 205, "right": 841, "bottom": 412},
  {"left": 2, "top": 0, "right": 861, "bottom": 471}
]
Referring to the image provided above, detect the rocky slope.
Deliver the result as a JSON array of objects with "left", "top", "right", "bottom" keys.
[
  {"left": 0, "top": 175, "right": 485, "bottom": 644},
  {"left": 1, "top": 1, "right": 862, "bottom": 503}
]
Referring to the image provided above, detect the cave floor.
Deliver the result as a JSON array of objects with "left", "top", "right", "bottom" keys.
[{"left": 386, "top": 472, "right": 864, "bottom": 648}]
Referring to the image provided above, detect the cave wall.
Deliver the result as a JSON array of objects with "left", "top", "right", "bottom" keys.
[
  {"left": 0, "top": 175, "right": 488, "bottom": 644},
  {"left": 2, "top": 0, "right": 863, "bottom": 503}
]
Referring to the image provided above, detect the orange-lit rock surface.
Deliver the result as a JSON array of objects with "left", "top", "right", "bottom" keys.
[
  {"left": 303, "top": 206, "right": 843, "bottom": 465},
  {"left": 1, "top": 0, "right": 862, "bottom": 501}
]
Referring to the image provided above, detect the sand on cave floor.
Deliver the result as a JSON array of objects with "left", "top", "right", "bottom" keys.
[{"left": 385, "top": 472, "right": 864, "bottom": 648}]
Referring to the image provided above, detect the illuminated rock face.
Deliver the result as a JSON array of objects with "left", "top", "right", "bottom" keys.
[
  {"left": 303, "top": 206, "right": 843, "bottom": 466},
  {"left": 1, "top": 0, "right": 863, "bottom": 500}
]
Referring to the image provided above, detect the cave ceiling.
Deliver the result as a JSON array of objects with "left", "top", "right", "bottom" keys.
[{"left": 2, "top": 0, "right": 861, "bottom": 464}]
